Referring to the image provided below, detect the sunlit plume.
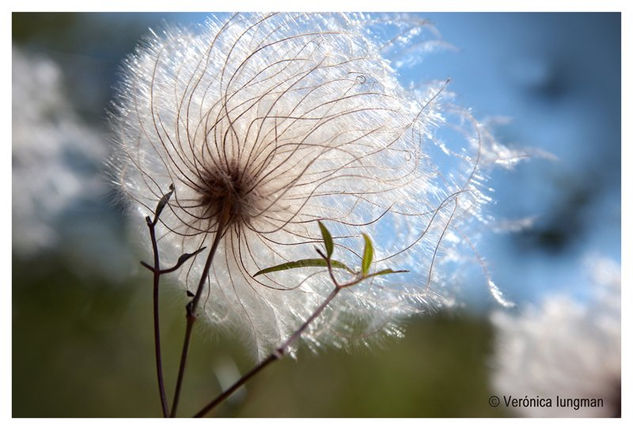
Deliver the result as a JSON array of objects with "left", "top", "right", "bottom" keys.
[{"left": 112, "top": 13, "right": 520, "bottom": 358}]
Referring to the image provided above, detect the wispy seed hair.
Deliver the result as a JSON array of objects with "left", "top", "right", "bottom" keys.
[{"left": 111, "top": 12, "right": 517, "bottom": 358}]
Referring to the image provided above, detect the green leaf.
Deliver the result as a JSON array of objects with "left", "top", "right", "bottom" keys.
[
  {"left": 364, "top": 268, "right": 409, "bottom": 280},
  {"left": 318, "top": 221, "right": 334, "bottom": 258},
  {"left": 361, "top": 233, "right": 373, "bottom": 276},
  {"left": 254, "top": 258, "right": 352, "bottom": 277}
]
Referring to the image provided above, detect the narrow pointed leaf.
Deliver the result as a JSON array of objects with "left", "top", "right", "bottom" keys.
[
  {"left": 364, "top": 268, "right": 409, "bottom": 280},
  {"left": 155, "top": 183, "right": 175, "bottom": 219},
  {"left": 254, "top": 258, "right": 352, "bottom": 277},
  {"left": 175, "top": 247, "right": 206, "bottom": 267},
  {"left": 160, "top": 246, "right": 206, "bottom": 274},
  {"left": 361, "top": 233, "right": 373, "bottom": 276},
  {"left": 318, "top": 221, "right": 334, "bottom": 258}
]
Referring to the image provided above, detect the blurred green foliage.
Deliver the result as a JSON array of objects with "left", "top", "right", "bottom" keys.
[{"left": 13, "top": 256, "right": 509, "bottom": 417}]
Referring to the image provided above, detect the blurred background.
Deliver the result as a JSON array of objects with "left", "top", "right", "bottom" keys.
[{"left": 12, "top": 13, "right": 620, "bottom": 417}]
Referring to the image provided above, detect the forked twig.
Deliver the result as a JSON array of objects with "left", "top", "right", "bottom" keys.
[
  {"left": 142, "top": 184, "right": 175, "bottom": 418},
  {"left": 141, "top": 184, "right": 205, "bottom": 417}
]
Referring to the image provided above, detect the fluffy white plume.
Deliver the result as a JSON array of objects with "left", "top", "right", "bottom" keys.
[
  {"left": 112, "top": 13, "right": 517, "bottom": 358},
  {"left": 491, "top": 257, "right": 621, "bottom": 417}
]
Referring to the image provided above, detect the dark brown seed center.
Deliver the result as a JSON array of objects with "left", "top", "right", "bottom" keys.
[{"left": 196, "top": 161, "right": 256, "bottom": 224}]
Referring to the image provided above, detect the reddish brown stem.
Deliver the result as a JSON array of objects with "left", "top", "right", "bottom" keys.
[
  {"left": 170, "top": 217, "right": 226, "bottom": 417},
  {"left": 193, "top": 285, "right": 341, "bottom": 417},
  {"left": 146, "top": 215, "right": 170, "bottom": 418}
]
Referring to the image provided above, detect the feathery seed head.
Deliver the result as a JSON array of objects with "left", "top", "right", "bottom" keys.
[{"left": 112, "top": 13, "right": 517, "bottom": 358}]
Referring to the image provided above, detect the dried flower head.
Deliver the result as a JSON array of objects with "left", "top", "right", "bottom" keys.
[{"left": 112, "top": 13, "right": 516, "bottom": 358}]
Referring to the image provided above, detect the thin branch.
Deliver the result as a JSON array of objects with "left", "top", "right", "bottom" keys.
[
  {"left": 193, "top": 251, "right": 370, "bottom": 418},
  {"left": 170, "top": 208, "right": 229, "bottom": 417},
  {"left": 144, "top": 214, "right": 170, "bottom": 418},
  {"left": 143, "top": 183, "right": 207, "bottom": 418},
  {"left": 193, "top": 284, "right": 341, "bottom": 418}
]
